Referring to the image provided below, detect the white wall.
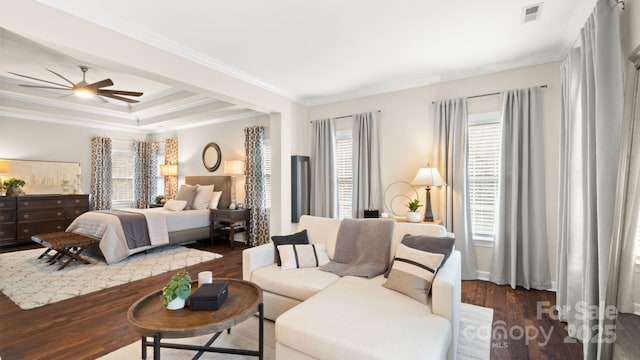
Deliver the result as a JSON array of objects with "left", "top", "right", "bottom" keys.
[{"left": 306, "top": 62, "right": 562, "bottom": 282}]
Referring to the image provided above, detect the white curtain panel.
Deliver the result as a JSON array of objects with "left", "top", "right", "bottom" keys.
[
  {"left": 489, "top": 87, "right": 551, "bottom": 290},
  {"left": 310, "top": 118, "right": 338, "bottom": 218},
  {"left": 556, "top": 0, "right": 624, "bottom": 358},
  {"left": 433, "top": 98, "right": 477, "bottom": 280},
  {"left": 352, "top": 112, "right": 383, "bottom": 218}
]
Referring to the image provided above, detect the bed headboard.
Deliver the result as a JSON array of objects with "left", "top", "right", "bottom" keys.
[{"left": 184, "top": 176, "right": 232, "bottom": 209}]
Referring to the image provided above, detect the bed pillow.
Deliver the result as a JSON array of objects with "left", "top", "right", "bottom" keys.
[
  {"left": 163, "top": 199, "right": 188, "bottom": 211},
  {"left": 175, "top": 184, "right": 198, "bottom": 210},
  {"left": 385, "top": 234, "right": 455, "bottom": 278},
  {"left": 271, "top": 230, "right": 310, "bottom": 266},
  {"left": 208, "top": 191, "right": 223, "bottom": 209},
  {"left": 278, "top": 244, "right": 330, "bottom": 270},
  {"left": 192, "top": 185, "right": 214, "bottom": 210},
  {"left": 383, "top": 243, "right": 445, "bottom": 304}
]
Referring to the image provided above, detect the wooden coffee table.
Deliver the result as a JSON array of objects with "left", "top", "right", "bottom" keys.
[{"left": 127, "top": 278, "right": 263, "bottom": 360}]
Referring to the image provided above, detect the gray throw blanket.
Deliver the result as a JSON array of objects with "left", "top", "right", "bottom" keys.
[
  {"left": 320, "top": 218, "right": 395, "bottom": 278},
  {"left": 98, "top": 210, "right": 150, "bottom": 249}
]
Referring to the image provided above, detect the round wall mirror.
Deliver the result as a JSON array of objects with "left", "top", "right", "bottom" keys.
[{"left": 202, "top": 142, "right": 221, "bottom": 172}]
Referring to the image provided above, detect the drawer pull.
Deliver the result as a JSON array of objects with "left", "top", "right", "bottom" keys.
[
  {"left": 57, "top": 200, "right": 62, "bottom": 204},
  {"left": 57, "top": 212, "right": 63, "bottom": 216},
  {"left": 23, "top": 214, "right": 29, "bottom": 219},
  {"left": 23, "top": 229, "right": 30, "bottom": 234}
]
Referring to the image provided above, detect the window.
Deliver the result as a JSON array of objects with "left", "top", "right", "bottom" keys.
[
  {"left": 263, "top": 140, "right": 271, "bottom": 210},
  {"left": 336, "top": 130, "right": 353, "bottom": 219},
  {"left": 467, "top": 112, "right": 502, "bottom": 241},
  {"left": 111, "top": 150, "right": 135, "bottom": 207},
  {"left": 156, "top": 153, "right": 165, "bottom": 198}
]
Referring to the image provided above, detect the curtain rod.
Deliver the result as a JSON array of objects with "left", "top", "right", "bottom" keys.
[
  {"left": 431, "top": 84, "right": 548, "bottom": 104},
  {"left": 311, "top": 110, "right": 381, "bottom": 123}
]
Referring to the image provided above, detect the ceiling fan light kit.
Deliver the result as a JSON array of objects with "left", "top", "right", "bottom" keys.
[{"left": 8, "top": 65, "right": 143, "bottom": 104}]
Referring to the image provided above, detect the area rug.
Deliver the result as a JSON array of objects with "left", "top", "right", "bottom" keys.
[
  {"left": 0, "top": 246, "right": 221, "bottom": 310},
  {"left": 99, "top": 303, "right": 493, "bottom": 360}
]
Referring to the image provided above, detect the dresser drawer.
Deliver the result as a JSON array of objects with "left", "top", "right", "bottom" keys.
[
  {"left": 0, "top": 223, "right": 16, "bottom": 241},
  {"left": 210, "top": 210, "right": 248, "bottom": 222},
  {"left": 0, "top": 198, "right": 16, "bottom": 209},
  {"left": 0, "top": 210, "right": 16, "bottom": 222},
  {"left": 67, "top": 197, "right": 90, "bottom": 208},
  {"left": 17, "top": 220, "right": 68, "bottom": 240},
  {"left": 66, "top": 206, "right": 89, "bottom": 218},
  {"left": 18, "top": 208, "right": 66, "bottom": 222},
  {"left": 18, "top": 198, "right": 65, "bottom": 209}
]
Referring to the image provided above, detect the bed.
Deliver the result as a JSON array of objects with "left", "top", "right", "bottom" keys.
[{"left": 66, "top": 176, "right": 231, "bottom": 264}]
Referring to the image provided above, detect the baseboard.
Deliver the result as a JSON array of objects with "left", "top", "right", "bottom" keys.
[{"left": 473, "top": 271, "right": 557, "bottom": 292}]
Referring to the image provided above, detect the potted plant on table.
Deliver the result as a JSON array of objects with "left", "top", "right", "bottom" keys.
[
  {"left": 160, "top": 269, "right": 192, "bottom": 310},
  {"left": 405, "top": 198, "right": 423, "bottom": 223},
  {"left": 2, "top": 178, "right": 26, "bottom": 197}
]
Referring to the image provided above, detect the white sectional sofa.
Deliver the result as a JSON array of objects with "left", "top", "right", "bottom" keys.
[{"left": 242, "top": 215, "right": 462, "bottom": 360}]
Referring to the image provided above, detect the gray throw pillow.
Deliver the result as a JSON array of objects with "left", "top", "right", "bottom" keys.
[
  {"left": 271, "top": 230, "right": 309, "bottom": 266},
  {"left": 175, "top": 184, "right": 198, "bottom": 210}
]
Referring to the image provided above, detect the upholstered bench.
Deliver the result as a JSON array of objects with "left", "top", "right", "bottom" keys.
[{"left": 31, "top": 232, "right": 98, "bottom": 270}]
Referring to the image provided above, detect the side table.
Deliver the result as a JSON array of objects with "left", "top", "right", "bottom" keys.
[{"left": 210, "top": 208, "right": 250, "bottom": 249}]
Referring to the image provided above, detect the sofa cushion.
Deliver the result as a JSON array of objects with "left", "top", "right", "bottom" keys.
[
  {"left": 297, "top": 215, "right": 341, "bottom": 258},
  {"left": 385, "top": 233, "right": 455, "bottom": 278},
  {"left": 383, "top": 243, "right": 445, "bottom": 304},
  {"left": 271, "top": 230, "right": 309, "bottom": 266},
  {"left": 250, "top": 264, "right": 340, "bottom": 302},
  {"left": 276, "top": 276, "right": 451, "bottom": 360},
  {"left": 278, "top": 244, "right": 330, "bottom": 270}
]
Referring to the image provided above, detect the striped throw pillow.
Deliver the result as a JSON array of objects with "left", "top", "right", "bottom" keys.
[
  {"left": 278, "top": 244, "right": 330, "bottom": 270},
  {"left": 383, "top": 243, "right": 445, "bottom": 304}
]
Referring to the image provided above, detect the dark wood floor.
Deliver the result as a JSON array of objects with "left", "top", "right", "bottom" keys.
[{"left": 0, "top": 240, "right": 583, "bottom": 360}]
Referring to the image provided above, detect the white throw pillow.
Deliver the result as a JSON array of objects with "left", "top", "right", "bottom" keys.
[
  {"left": 383, "top": 243, "right": 445, "bottom": 304},
  {"left": 192, "top": 185, "right": 214, "bottom": 210},
  {"left": 278, "top": 244, "right": 330, "bottom": 270},
  {"left": 163, "top": 199, "right": 188, "bottom": 211},
  {"left": 208, "top": 191, "right": 223, "bottom": 209}
]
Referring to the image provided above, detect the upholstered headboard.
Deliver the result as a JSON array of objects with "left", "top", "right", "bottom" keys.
[{"left": 184, "top": 176, "right": 231, "bottom": 209}]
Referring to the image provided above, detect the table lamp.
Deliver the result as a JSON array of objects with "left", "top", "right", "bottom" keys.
[
  {"left": 224, "top": 160, "right": 245, "bottom": 209},
  {"left": 410, "top": 167, "right": 446, "bottom": 222},
  {"left": 160, "top": 164, "right": 178, "bottom": 199}
]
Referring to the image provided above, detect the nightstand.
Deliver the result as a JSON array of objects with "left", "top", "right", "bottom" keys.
[
  {"left": 149, "top": 203, "right": 164, "bottom": 208},
  {"left": 210, "top": 208, "right": 250, "bottom": 249}
]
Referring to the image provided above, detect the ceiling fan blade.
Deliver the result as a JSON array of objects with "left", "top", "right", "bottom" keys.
[
  {"left": 85, "top": 79, "right": 114, "bottom": 90},
  {"left": 7, "top": 71, "right": 72, "bottom": 88},
  {"left": 100, "top": 93, "right": 140, "bottom": 103},
  {"left": 97, "top": 89, "right": 143, "bottom": 97},
  {"left": 46, "top": 69, "right": 75, "bottom": 86},
  {"left": 18, "top": 84, "right": 72, "bottom": 90}
]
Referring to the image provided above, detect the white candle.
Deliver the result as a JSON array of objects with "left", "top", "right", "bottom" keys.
[
  {"left": 198, "top": 271, "right": 213, "bottom": 287},
  {"left": 77, "top": 167, "right": 82, "bottom": 176}
]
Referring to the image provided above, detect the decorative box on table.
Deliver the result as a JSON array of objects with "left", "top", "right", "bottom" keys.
[{"left": 190, "top": 281, "right": 229, "bottom": 311}]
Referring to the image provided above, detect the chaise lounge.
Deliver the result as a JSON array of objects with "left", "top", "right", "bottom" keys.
[{"left": 243, "top": 215, "right": 462, "bottom": 360}]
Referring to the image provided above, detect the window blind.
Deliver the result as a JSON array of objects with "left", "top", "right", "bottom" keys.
[
  {"left": 263, "top": 141, "right": 271, "bottom": 209},
  {"left": 336, "top": 130, "right": 353, "bottom": 219},
  {"left": 468, "top": 116, "right": 501, "bottom": 240}
]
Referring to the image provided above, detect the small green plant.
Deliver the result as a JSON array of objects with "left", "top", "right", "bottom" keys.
[
  {"left": 160, "top": 269, "right": 192, "bottom": 308},
  {"left": 2, "top": 177, "right": 25, "bottom": 191},
  {"left": 155, "top": 195, "right": 166, "bottom": 204},
  {"left": 406, "top": 199, "right": 423, "bottom": 212}
]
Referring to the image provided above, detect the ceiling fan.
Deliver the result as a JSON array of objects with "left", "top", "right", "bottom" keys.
[{"left": 7, "top": 66, "right": 143, "bottom": 103}]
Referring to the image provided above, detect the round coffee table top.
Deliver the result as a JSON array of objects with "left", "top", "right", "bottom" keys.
[{"left": 127, "top": 278, "right": 262, "bottom": 338}]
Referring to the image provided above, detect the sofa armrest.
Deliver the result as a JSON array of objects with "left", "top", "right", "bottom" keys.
[
  {"left": 431, "top": 250, "right": 461, "bottom": 359},
  {"left": 242, "top": 243, "right": 275, "bottom": 281}
]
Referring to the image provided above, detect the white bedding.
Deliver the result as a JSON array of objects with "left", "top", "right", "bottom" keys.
[{"left": 66, "top": 208, "right": 210, "bottom": 264}]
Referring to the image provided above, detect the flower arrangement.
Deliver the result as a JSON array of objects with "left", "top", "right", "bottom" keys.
[{"left": 2, "top": 178, "right": 26, "bottom": 196}]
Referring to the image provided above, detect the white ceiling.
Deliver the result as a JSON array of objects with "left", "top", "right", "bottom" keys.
[{"left": 1, "top": 0, "right": 597, "bottom": 131}]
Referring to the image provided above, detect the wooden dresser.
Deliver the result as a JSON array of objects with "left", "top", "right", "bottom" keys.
[{"left": 0, "top": 194, "right": 90, "bottom": 246}]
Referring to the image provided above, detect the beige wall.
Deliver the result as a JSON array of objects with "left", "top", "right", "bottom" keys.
[{"left": 306, "top": 62, "right": 562, "bottom": 282}]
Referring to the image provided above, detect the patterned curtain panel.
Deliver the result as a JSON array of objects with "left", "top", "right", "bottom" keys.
[
  {"left": 244, "top": 126, "right": 270, "bottom": 246},
  {"left": 165, "top": 138, "right": 178, "bottom": 200},
  {"left": 90, "top": 136, "right": 112, "bottom": 210},
  {"left": 134, "top": 141, "right": 158, "bottom": 208}
]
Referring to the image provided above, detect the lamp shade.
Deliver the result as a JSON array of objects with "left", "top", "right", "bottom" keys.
[
  {"left": 411, "top": 167, "right": 446, "bottom": 187},
  {"left": 224, "top": 160, "right": 245, "bottom": 175},
  {"left": 160, "top": 164, "right": 178, "bottom": 176},
  {"left": 0, "top": 160, "right": 10, "bottom": 174}
]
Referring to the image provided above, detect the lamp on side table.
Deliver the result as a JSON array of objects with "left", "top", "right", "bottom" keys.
[{"left": 411, "top": 167, "right": 446, "bottom": 222}]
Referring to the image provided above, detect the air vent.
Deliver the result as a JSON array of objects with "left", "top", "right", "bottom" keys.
[{"left": 521, "top": 2, "right": 543, "bottom": 23}]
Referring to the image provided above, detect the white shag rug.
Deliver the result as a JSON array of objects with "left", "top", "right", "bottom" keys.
[
  {"left": 100, "top": 303, "right": 493, "bottom": 360},
  {"left": 0, "top": 246, "right": 221, "bottom": 310}
]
